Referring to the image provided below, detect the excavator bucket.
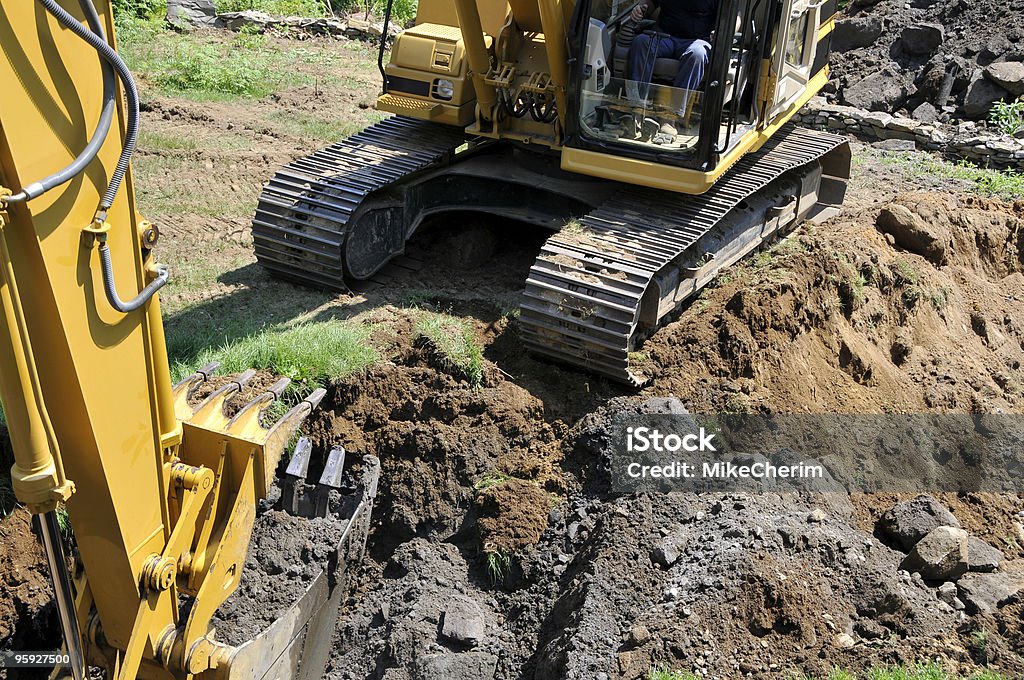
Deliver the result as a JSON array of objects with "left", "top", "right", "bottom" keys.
[{"left": 166, "top": 366, "right": 379, "bottom": 680}]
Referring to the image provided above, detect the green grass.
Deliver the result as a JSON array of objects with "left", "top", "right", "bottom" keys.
[
  {"left": 648, "top": 668, "right": 699, "bottom": 680},
  {"left": 877, "top": 152, "right": 1024, "bottom": 202},
  {"left": 474, "top": 471, "right": 515, "bottom": 490},
  {"left": 217, "top": 0, "right": 327, "bottom": 15},
  {"left": 264, "top": 110, "right": 371, "bottom": 142},
  {"left": 414, "top": 313, "right": 484, "bottom": 387},
  {"left": 785, "top": 664, "right": 1009, "bottom": 680},
  {"left": 485, "top": 551, "right": 512, "bottom": 583},
  {"left": 171, "top": 321, "right": 379, "bottom": 385}
]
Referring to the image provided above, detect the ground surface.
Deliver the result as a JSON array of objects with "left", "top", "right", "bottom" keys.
[{"left": 1, "top": 20, "right": 1023, "bottom": 680}]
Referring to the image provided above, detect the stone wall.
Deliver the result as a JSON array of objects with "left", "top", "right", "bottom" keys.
[{"left": 794, "top": 97, "right": 1024, "bottom": 171}]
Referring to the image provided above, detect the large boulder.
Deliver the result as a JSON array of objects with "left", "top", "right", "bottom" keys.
[
  {"left": 899, "top": 24, "right": 945, "bottom": 58},
  {"left": 166, "top": 0, "right": 217, "bottom": 27},
  {"left": 832, "top": 17, "right": 884, "bottom": 52},
  {"left": 956, "top": 571, "right": 1024, "bottom": 614},
  {"left": 877, "top": 494, "right": 960, "bottom": 551},
  {"left": 963, "top": 75, "right": 1012, "bottom": 119},
  {"left": 440, "top": 596, "right": 486, "bottom": 646},
  {"left": 876, "top": 198, "right": 952, "bottom": 266},
  {"left": 900, "top": 526, "right": 969, "bottom": 581},
  {"left": 967, "top": 536, "right": 1005, "bottom": 573},
  {"left": 984, "top": 61, "right": 1024, "bottom": 97},
  {"left": 843, "top": 72, "right": 909, "bottom": 112}
]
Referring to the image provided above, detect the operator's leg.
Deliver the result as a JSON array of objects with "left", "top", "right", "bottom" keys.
[
  {"left": 627, "top": 33, "right": 675, "bottom": 101},
  {"left": 672, "top": 38, "right": 712, "bottom": 93}
]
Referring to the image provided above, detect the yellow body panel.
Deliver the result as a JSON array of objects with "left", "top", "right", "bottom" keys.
[{"left": 0, "top": 3, "right": 321, "bottom": 677}]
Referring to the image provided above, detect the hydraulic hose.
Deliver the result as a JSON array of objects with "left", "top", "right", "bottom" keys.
[
  {"left": 4, "top": 0, "right": 115, "bottom": 205},
  {"left": 34, "top": 0, "right": 140, "bottom": 214},
  {"left": 98, "top": 243, "right": 168, "bottom": 313}
]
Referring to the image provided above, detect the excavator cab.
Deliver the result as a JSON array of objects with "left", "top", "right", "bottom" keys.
[
  {"left": 564, "top": 0, "right": 837, "bottom": 188},
  {"left": 571, "top": 0, "right": 761, "bottom": 156}
]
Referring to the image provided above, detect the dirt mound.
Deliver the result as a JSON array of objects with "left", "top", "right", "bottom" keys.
[
  {"left": 828, "top": 0, "right": 1024, "bottom": 121},
  {"left": 641, "top": 192, "right": 1024, "bottom": 414}
]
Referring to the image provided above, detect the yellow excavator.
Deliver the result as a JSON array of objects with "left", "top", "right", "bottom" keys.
[
  {"left": 0, "top": 1, "right": 377, "bottom": 678},
  {"left": 253, "top": 0, "right": 852, "bottom": 385}
]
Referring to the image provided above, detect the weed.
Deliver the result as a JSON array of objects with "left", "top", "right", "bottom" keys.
[
  {"left": 628, "top": 351, "right": 651, "bottom": 365},
  {"left": 989, "top": 99, "right": 1024, "bottom": 136},
  {"left": 56, "top": 505, "right": 73, "bottom": 538},
  {"left": 474, "top": 471, "right": 515, "bottom": 490},
  {"left": 113, "top": 0, "right": 166, "bottom": 19},
  {"left": 157, "top": 43, "right": 278, "bottom": 97},
  {"left": 851, "top": 273, "right": 868, "bottom": 304},
  {"left": 174, "top": 321, "right": 379, "bottom": 386},
  {"left": 485, "top": 551, "right": 512, "bottom": 583},
  {"left": 895, "top": 259, "right": 921, "bottom": 286},
  {"left": 969, "top": 629, "right": 990, "bottom": 665},
  {"left": 415, "top": 313, "right": 484, "bottom": 387},
  {"left": 928, "top": 286, "right": 951, "bottom": 311}
]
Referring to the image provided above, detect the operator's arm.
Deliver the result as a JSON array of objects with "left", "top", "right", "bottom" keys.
[{"left": 630, "top": 0, "right": 656, "bottom": 21}]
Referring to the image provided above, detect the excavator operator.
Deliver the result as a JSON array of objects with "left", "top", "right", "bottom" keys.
[{"left": 625, "top": 0, "right": 719, "bottom": 117}]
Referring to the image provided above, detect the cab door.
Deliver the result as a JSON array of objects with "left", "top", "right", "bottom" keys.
[{"left": 768, "top": 0, "right": 823, "bottom": 117}]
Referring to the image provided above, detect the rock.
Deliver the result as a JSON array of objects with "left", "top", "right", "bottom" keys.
[
  {"left": 956, "top": 571, "right": 1024, "bottom": 614},
  {"left": 215, "top": 10, "right": 273, "bottom": 31},
  {"left": 967, "top": 536, "right": 1004, "bottom": 573},
  {"left": 963, "top": 77, "right": 1011, "bottom": 119},
  {"left": 899, "top": 24, "right": 944, "bottom": 57},
  {"left": 651, "top": 536, "right": 686, "bottom": 568},
  {"left": 832, "top": 17, "right": 884, "bottom": 52},
  {"left": 414, "top": 652, "right": 498, "bottom": 680},
  {"left": 843, "top": 72, "right": 908, "bottom": 112},
  {"left": 877, "top": 495, "right": 961, "bottom": 551},
  {"left": 833, "top": 633, "right": 856, "bottom": 649},
  {"left": 911, "top": 102, "right": 940, "bottom": 124},
  {"left": 440, "top": 596, "right": 486, "bottom": 646},
  {"left": 873, "top": 139, "right": 917, "bottom": 152},
  {"left": 166, "top": 0, "right": 217, "bottom": 27},
  {"left": 984, "top": 61, "right": 1024, "bottom": 97},
  {"left": 937, "top": 581, "right": 958, "bottom": 604},
  {"left": 808, "top": 509, "right": 826, "bottom": 523},
  {"left": 901, "top": 526, "right": 969, "bottom": 581},
  {"left": 628, "top": 625, "right": 650, "bottom": 647},
  {"left": 876, "top": 201, "right": 952, "bottom": 266}
]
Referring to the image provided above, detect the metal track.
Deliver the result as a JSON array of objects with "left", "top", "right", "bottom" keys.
[
  {"left": 520, "top": 125, "right": 850, "bottom": 385},
  {"left": 252, "top": 116, "right": 466, "bottom": 289}
]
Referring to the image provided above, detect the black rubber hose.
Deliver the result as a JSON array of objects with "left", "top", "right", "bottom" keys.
[
  {"left": 5, "top": 0, "right": 115, "bottom": 204},
  {"left": 36, "top": 0, "right": 140, "bottom": 213},
  {"left": 98, "top": 243, "right": 169, "bottom": 313}
]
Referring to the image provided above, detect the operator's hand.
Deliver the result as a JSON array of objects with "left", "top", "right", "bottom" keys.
[{"left": 630, "top": 3, "right": 647, "bottom": 21}]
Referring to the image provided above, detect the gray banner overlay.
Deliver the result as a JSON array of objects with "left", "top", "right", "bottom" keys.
[{"left": 607, "top": 414, "right": 1024, "bottom": 493}]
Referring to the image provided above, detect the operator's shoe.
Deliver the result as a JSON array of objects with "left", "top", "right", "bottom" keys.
[
  {"left": 625, "top": 80, "right": 642, "bottom": 104},
  {"left": 659, "top": 122, "right": 678, "bottom": 136}
]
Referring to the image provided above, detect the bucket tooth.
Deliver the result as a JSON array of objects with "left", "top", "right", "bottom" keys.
[
  {"left": 171, "top": 362, "right": 220, "bottom": 420},
  {"left": 223, "top": 377, "right": 292, "bottom": 439},
  {"left": 282, "top": 437, "right": 313, "bottom": 516},
  {"left": 250, "top": 388, "right": 326, "bottom": 499},
  {"left": 314, "top": 446, "right": 346, "bottom": 518},
  {"left": 188, "top": 369, "right": 257, "bottom": 430}
]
